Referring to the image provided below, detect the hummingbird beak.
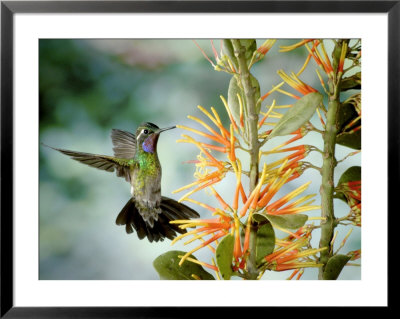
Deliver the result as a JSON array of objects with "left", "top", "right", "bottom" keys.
[{"left": 156, "top": 126, "right": 176, "bottom": 134}]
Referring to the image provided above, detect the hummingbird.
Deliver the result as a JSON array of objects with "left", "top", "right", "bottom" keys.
[{"left": 44, "top": 122, "right": 199, "bottom": 242}]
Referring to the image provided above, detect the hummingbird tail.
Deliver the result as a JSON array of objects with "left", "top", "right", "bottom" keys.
[{"left": 116, "top": 198, "right": 199, "bottom": 243}]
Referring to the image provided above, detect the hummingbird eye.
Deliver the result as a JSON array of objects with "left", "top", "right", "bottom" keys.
[{"left": 143, "top": 129, "right": 149, "bottom": 135}]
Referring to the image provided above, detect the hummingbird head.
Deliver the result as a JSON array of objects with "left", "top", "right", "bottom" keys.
[{"left": 136, "top": 122, "right": 176, "bottom": 153}]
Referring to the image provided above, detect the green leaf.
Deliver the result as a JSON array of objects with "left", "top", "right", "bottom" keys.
[
  {"left": 336, "top": 166, "right": 361, "bottom": 202},
  {"left": 336, "top": 129, "right": 361, "bottom": 150},
  {"left": 336, "top": 102, "right": 361, "bottom": 150},
  {"left": 337, "top": 166, "right": 361, "bottom": 186},
  {"left": 256, "top": 222, "right": 275, "bottom": 264},
  {"left": 227, "top": 75, "right": 261, "bottom": 132},
  {"left": 252, "top": 212, "right": 267, "bottom": 223},
  {"left": 228, "top": 76, "right": 244, "bottom": 128},
  {"left": 264, "top": 214, "right": 308, "bottom": 230},
  {"left": 337, "top": 103, "right": 359, "bottom": 131},
  {"left": 322, "top": 254, "right": 351, "bottom": 280},
  {"left": 153, "top": 250, "right": 215, "bottom": 280},
  {"left": 216, "top": 234, "right": 234, "bottom": 280},
  {"left": 269, "top": 92, "right": 323, "bottom": 138},
  {"left": 341, "top": 72, "right": 361, "bottom": 91}
]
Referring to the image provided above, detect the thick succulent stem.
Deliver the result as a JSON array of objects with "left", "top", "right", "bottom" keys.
[
  {"left": 318, "top": 98, "right": 339, "bottom": 278},
  {"left": 318, "top": 40, "right": 347, "bottom": 279},
  {"left": 231, "top": 39, "right": 259, "bottom": 279}
]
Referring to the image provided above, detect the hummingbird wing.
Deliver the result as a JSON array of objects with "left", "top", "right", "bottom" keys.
[
  {"left": 46, "top": 145, "right": 134, "bottom": 181},
  {"left": 110, "top": 129, "right": 136, "bottom": 159}
]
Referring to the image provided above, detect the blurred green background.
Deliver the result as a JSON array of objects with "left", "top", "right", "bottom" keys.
[{"left": 39, "top": 39, "right": 361, "bottom": 280}]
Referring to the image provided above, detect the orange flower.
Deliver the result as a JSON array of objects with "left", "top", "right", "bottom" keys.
[
  {"left": 337, "top": 180, "right": 361, "bottom": 226},
  {"left": 347, "top": 249, "right": 361, "bottom": 261},
  {"left": 263, "top": 238, "right": 325, "bottom": 271},
  {"left": 170, "top": 210, "right": 234, "bottom": 266},
  {"left": 305, "top": 40, "right": 334, "bottom": 77},
  {"left": 257, "top": 39, "right": 277, "bottom": 55},
  {"left": 277, "top": 70, "right": 318, "bottom": 96},
  {"left": 279, "top": 39, "right": 314, "bottom": 52},
  {"left": 337, "top": 41, "right": 348, "bottom": 75}
]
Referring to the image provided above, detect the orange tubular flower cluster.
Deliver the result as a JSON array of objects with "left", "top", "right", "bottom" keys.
[
  {"left": 343, "top": 180, "right": 361, "bottom": 226},
  {"left": 174, "top": 100, "right": 246, "bottom": 205},
  {"left": 277, "top": 70, "right": 318, "bottom": 98},
  {"left": 170, "top": 210, "right": 234, "bottom": 268},
  {"left": 280, "top": 39, "right": 335, "bottom": 78},
  {"left": 173, "top": 90, "right": 319, "bottom": 276},
  {"left": 305, "top": 40, "right": 334, "bottom": 78},
  {"left": 336, "top": 180, "right": 361, "bottom": 226},
  {"left": 263, "top": 237, "right": 326, "bottom": 271}
]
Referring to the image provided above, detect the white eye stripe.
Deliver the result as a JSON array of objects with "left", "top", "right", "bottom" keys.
[{"left": 137, "top": 129, "right": 149, "bottom": 141}]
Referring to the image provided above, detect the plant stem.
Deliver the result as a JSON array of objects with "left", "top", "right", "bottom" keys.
[
  {"left": 318, "top": 98, "right": 339, "bottom": 278},
  {"left": 318, "top": 40, "right": 346, "bottom": 279},
  {"left": 231, "top": 39, "right": 260, "bottom": 279}
]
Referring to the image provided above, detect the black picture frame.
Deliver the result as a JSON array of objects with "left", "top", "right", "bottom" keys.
[{"left": 1, "top": 1, "right": 396, "bottom": 317}]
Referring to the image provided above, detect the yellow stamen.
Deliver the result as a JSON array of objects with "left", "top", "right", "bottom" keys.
[
  {"left": 181, "top": 134, "right": 225, "bottom": 168},
  {"left": 212, "top": 259, "right": 221, "bottom": 280},
  {"left": 271, "top": 104, "right": 293, "bottom": 109},
  {"left": 179, "top": 232, "right": 225, "bottom": 266},
  {"left": 237, "top": 93, "right": 245, "bottom": 128},
  {"left": 275, "top": 205, "right": 320, "bottom": 215},
  {"left": 211, "top": 106, "right": 223, "bottom": 124},
  {"left": 308, "top": 216, "right": 326, "bottom": 221},
  {"left": 170, "top": 227, "right": 205, "bottom": 245},
  {"left": 316, "top": 106, "right": 326, "bottom": 127},
  {"left": 177, "top": 177, "right": 221, "bottom": 202},
  {"left": 183, "top": 197, "right": 216, "bottom": 212},
  {"left": 269, "top": 134, "right": 301, "bottom": 152},
  {"left": 279, "top": 39, "right": 313, "bottom": 52},
  {"left": 280, "top": 263, "right": 324, "bottom": 269},
  {"left": 180, "top": 255, "right": 218, "bottom": 272},
  {"left": 271, "top": 223, "right": 301, "bottom": 238},
  {"left": 296, "top": 53, "right": 312, "bottom": 76},
  {"left": 291, "top": 247, "right": 327, "bottom": 260},
  {"left": 275, "top": 88, "right": 300, "bottom": 100},
  {"left": 278, "top": 70, "right": 303, "bottom": 93},
  {"left": 335, "top": 228, "right": 354, "bottom": 255},
  {"left": 330, "top": 230, "right": 338, "bottom": 254},
  {"left": 315, "top": 68, "right": 328, "bottom": 93},
  {"left": 320, "top": 41, "right": 333, "bottom": 72},
  {"left": 183, "top": 229, "right": 216, "bottom": 245},
  {"left": 261, "top": 82, "right": 285, "bottom": 101},
  {"left": 177, "top": 125, "right": 228, "bottom": 146},
  {"left": 187, "top": 115, "right": 228, "bottom": 145},
  {"left": 267, "top": 181, "right": 312, "bottom": 211},
  {"left": 220, "top": 95, "right": 238, "bottom": 131},
  {"left": 197, "top": 105, "right": 230, "bottom": 139},
  {"left": 259, "top": 99, "right": 276, "bottom": 128},
  {"left": 229, "top": 124, "right": 235, "bottom": 161},
  {"left": 172, "top": 178, "right": 204, "bottom": 194}
]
